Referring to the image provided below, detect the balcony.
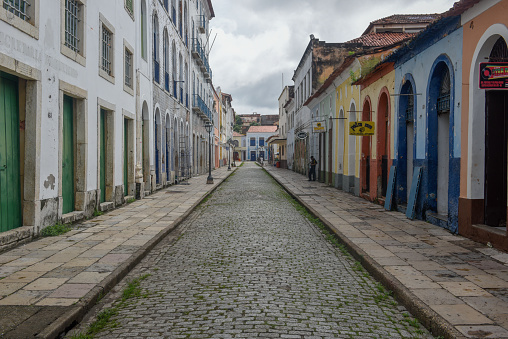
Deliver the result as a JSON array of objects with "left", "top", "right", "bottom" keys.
[
  {"left": 193, "top": 94, "right": 212, "bottom": 122},
  {"left": 153, "top": 60, "right": 160, "bottom": 84},
  {"left": 192, "top": 39, "right": 213, "bottom": 83},
  {"left": 198, "top": 15, "right": 206, "bottom": 33}
]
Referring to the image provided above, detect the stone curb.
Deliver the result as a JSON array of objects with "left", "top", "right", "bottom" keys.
[
  {"left": 37, "top": 168, "right": 238, "bottom": 339},
  {"left": 265, "top": 168, "right": 465, "bottom": 339}
]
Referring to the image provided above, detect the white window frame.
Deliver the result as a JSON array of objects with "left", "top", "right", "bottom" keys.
[
  {"left": 123, "top": 39, "right": 134, "bottom": 95},
  {"left": 0, "top": 0, "right": 39, "bottom": 39},
  {"left": 60, "top": 0, "right": 86, "bottom": 66},
  {"left": 99, "top": 13, "right": 115, "bottom": 84}
]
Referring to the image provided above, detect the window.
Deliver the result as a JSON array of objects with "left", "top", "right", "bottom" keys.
[
  {"left": 406, "top": 84, "right": 414, "bottom": 123},
  {"left": 172, "top": 41, "right": 177, "bottom": 97},
  {"left": 153, "top": 15, "right": 159, "bottom": 84},
  {"left": 125, "top": 0, "right": 133, "bottom": 16},
  {"left": 61, "top": 0, "right": 85, "bottom": 65},
  {"left": 124, "top": 40, "right": 134, "bottom": 95},
  {"left": 250, "top": 138, "right": 255, "bottom": 146},
  {"left": 0, "top": 0, "right": 39, "bottom": 38},
  {"left": 437, "top": 67, "right": 450, "bottom": 115},
  {"left": 99, "top": 14, "right": 115, "bottom": 83},
  {"left": 178, "top": 0, "right": 182, "bottom": 37},
  {"left": 101, "top": 26, "right": 112, "bottom": 75},
  {"left": 64, "top": 0, "right": 79, "bottom": 52},
  {"left": 141, "top": 0, "right": 147, "bottom": 60},
  {"left": 259, "top": 137, "right": 264, "bottom": 147},
  {"left": 3, "top": 0, "right": 29, "bottom": 21},
  {"left": 164, "top": 31, "right": 170, "bottom": 91},
  {"left": 171, "top": 0, "right": 176, "bottom": 25}
]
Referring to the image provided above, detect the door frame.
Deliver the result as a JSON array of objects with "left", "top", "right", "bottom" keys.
[
  {"left": 59, "top": 81, "right": 87, "bottom": 216},
  {"left": 97, "top": 98, "right": 115, "bottom": 204}
]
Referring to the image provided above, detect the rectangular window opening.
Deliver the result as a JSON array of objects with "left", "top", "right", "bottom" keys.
[
  {"left": 65, "top": 0, "right": 80, "bottom": 52},
  {"left": 3, "top": 0, "right": 30, "bottom": 21}
]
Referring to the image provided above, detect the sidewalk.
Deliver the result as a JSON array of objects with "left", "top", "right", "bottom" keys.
[
  {"left": 0, "top": 166, "right": 236, "bottom": 338},
  {"left": 265, "top": 166, "right": 508, "bottom": 339}
]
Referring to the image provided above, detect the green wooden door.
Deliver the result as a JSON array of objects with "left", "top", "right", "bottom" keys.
[
  {"left": 0, "top": 73, "right": 21, "bottom": 232},
  {"left": 62, "top": 95, "right": 75, "bottom": 214},
  {"left": 124, "top": 119, "right": 128, "bottom": 196},
  {"left": 100, "top": 109, "right": 106, "bottom": 203}
]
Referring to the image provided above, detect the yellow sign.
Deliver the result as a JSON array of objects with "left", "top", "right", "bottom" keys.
[
  {"left": 312, "top": 121, "right": 326, "bottom": 133},
  {"left": 349, "top": 121, "right": 375, "bottom": 136}
]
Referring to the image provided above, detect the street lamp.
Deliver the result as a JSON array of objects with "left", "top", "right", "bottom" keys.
[{"left": 205, "top": 121, "right": 214, "bottom": 184}]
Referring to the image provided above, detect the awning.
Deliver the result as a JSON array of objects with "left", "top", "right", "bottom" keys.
[{"left": 267, "top": 138, "right": 287, "bottom": 145}]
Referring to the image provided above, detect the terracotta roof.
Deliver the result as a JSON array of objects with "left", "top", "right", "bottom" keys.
[
  {"left": 247, "top": 126, "right": 278, "bottom": 133},
  {"left": 346, "top": 32, "right": 415, "bottom": 47},
  {"left": 362, "top": 14, "right": 440, "bottom": 35},
  {"left": 233, "top": 132, "right": 243, "bottom": 137},
  {"left": 442, "top": 0, "right": 482, "bottom": 17},
  {"left": 371, "top": 14, "right": 440, "bottom": 25}
]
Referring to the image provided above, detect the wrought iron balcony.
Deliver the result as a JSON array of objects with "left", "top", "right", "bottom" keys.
[
  {"left": 198, "top": 15, "right": 206, "bottom": 33},
  {"left": 193, "top": 94, "right": 212, "bottom": 122}
]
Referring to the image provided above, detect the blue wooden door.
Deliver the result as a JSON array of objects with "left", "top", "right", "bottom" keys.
[
  {"left": 155, "top": 123, "right": 160, "bottom": 184},
  {"left": 250, "top": 151, "right": 256, "bottom": 161}
]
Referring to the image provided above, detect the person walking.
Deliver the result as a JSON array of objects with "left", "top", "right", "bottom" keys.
[{"left": 309, "top": 156, "right": 317, "bottom": 181}]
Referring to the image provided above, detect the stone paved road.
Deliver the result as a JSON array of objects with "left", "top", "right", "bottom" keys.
[{"left": 75, "top": 163, "right": 431, "bottom": 338}]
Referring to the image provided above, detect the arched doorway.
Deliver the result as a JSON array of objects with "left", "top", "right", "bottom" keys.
[
  {"left": 377, "top": 91, "right": 390, "bottom": 198},
  {"left": 361, "top": 97, "right": 372, "bottom": 197},
  {"left": 396, "top": 78, "right": 416, "bottom": 206},
  {"left": 427, "top": 56, "right": 454, "bottom": 219},
  {"left": 484, "top": 37, "right": 508, "bottom": 226},
  {"left": 155, "top": 109, "right": 161, "bottom": 185},
  {"left": 338, "top": 108, "right": 345, "bottom": 190},
  {"left": 348, "top": 102, "right": 357, "bottom": 193},
  {"left": 142, "top": 102, "right": 150, "bottom": 189},
  {"left": 165, "top": 114, "right": 171, "bottom": 184}
]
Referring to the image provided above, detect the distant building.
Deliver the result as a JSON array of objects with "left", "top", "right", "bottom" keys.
[
  {"left": 261, "top": 115, "right": 279, "bottom": 126},
  {"left": 246, "top": 126, "right": 278, "bottom": 161}
]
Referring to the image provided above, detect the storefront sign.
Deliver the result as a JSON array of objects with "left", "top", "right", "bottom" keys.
[
  {"left": 479, "top": 62, "right": 508, "bottom": 89},
  {"left": 349, "top": 121, "right": 375, "bottom": 136},
  {"left": 296, "top": 131, "right": 308, "bottom": 140},
  {"left": 312, "top": 121, "right": 326, "bottom": 133}
]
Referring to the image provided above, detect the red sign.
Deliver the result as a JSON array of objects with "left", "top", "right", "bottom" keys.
[{"left": 479, "top": 62, "right": 508, "bottom": 89}]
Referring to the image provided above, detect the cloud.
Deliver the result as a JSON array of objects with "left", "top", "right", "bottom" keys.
[{"left": 209, "top": 0, "right": 457, "bottom": 115}]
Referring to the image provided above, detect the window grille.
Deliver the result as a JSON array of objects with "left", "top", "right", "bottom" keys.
[
  {"left": 489, "top": 37, "right": 508, "bottom": 62},
  {"left": 101, "top": 26, "right": 112, "bottom": 75},
  {"left": 405, "top": 86, "right": 414, "bottom": 123},
  {"left": 65, "top": 0, "right": 80, "bottom": 52},
  {"left": 125, "top": 0, "right": 133, "bottom": 14},
  {"left": 125, "top": 48, "right": 132, "bottom": 88},
  {"left": 3, "top": 0, "right": 30, "bottom": 21},
  {"left": 437, "top": 68, "right": 450, "bottom": 115}
]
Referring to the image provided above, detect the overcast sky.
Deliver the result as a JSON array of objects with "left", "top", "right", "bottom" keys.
[{"left": 209, "top": 0, "right": 457, "bottom": 116}]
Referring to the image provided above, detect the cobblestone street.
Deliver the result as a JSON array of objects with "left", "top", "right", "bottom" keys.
[{"left": 78, "top": 163, "right": 431, "bottom": 338}]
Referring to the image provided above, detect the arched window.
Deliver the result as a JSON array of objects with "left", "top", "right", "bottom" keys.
[
  {"left": 178, "top": 0, "right": 183, "bottom": 37},
  {"left": 184, "top": 61, "right": 188, "bottom": 107},
  {"left": 406, "top": 84, "right": 414, "bottom": 122},
  {"left": 141, "top": 0, "right": 147, "bottom": 60},
  {"left": 172, "top": 41, "right": 177, "bottom": 97},
  {"left": 184, "top": 3, "right": 188, "bottom": 46},
  {"left": 153, "top": 14, "right": 160, "bottom": 83},
  {"left": 179, "top": 53, "right": 183, "bottom": 103},
  {"left": 489, "top": 36, "right": 508, "bottom": 62},
  {"left": 171, "top": 0, "right": 176, "bottom": 24},
  {"left": 163, "top": 30, "right": 169, "bottom": 91},
  {"left": 437, "top": 67, "right": 450, "bottom": 115}
]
